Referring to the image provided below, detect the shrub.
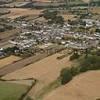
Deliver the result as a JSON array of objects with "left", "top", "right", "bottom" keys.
[
  {"left": 70, "top": 67, "right": 80, "bottom": 76},
  {"left": 60, "top": 68, "right": 72, "bottom": 85},
  {"left": 26, "top": 96, "right": 33, "bottom": 100},
  {"left": 79, "top": 55, "right": 100, "bottom": 72},
  {"left": 70, "top": 53, "right": 80, "bottom": 61}
]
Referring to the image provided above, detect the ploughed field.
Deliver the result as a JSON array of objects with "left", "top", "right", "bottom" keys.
[
  {"left": 0, "top": 55, "right": 21, "bottom": 69},
  {"left": 4, "top": 8, "right": 43, "bottom": 19}
]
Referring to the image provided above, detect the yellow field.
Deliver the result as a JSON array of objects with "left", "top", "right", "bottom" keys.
[
  {"left": 90, "top": 7, "right": 100, "bottom": 14},
  {"left": 2, "top": 52, "right": 72, "bottom": 99},
  {"left": 0, "top": 55, "right": 21, "bottom": 69},
  {"left": 5, "top": 8, "right": 43, "bottom": 19},
  {"left": 44, "top": 71, "right": 100, "bottom": 100},
  {"left": 61, "top": 14, "right": 76, "bottom": 21},
  {"left": 15, "top": 0, "right": 51, "bottom": 2},
  {"left": 3, "top": 53, "right": 71, "bottom": 81}
]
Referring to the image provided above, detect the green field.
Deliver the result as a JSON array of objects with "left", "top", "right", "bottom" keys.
[{"left": 0, "top": 81, "right": 28, "bottom": 100}]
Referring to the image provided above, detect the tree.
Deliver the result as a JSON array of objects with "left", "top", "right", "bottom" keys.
[
  {"left": 42, "top": 10, "right": 64, "bottom": 26},
  {"left": 60, "top": 68, "right": 72, "bottom": 85},
  {"left": 55, "top": 16, "right": 64, "bottom": 25},
  {"left": 42, "top": 10, "right": 58, "bottom": 20}
]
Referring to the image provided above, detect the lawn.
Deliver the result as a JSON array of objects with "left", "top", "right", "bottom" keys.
[{"left": 0, "top": 81, "right": 28, "bottom": 100}]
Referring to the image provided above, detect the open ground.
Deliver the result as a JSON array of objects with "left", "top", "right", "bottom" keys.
[
  {"left": 0, "top": 55, "right": 21, "bottom": 69},
  {"left": 2, "top": 51, "right": 72, "bottom": 99},
  {"left": 4, "top": 8, "right": 43, "bottom": 19},
  {"left": 44, "top": 71, "right": 100, "bottom": 100}
]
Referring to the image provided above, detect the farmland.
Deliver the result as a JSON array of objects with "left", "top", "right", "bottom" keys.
[
  {"left": 0, "top": 55, "right": 21, "bottom": 69},
  {"left": 44, "top": 71, "right": 100, "bottom": 100},
  {"left": 0, "top": 0, "right": 100, "bottom": 100},
  {"left": 4, "top": 8, "right": 43, "bottom": 19},
  {"left": 2, "top": 51, "right": 72, "bottom": 99},
  {"left": 0, "top": 81, "right": 28, "bottom": 100}
]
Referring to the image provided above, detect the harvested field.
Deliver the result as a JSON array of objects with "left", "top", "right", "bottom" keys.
[
  {"left": 15, "top": 0, "right": 51, "bottom": 2},
  {"left": 3, "top": 53, "right": 71, "bottom": 81},
  {"left": 0, "top": 29, "right": 20, "bottom": 39},
  {"left": 0, "top": 29, "right": 20, "bottom": 40},
  {"left": 2, "top": 52, "right": 72, "bottom": 99},
  {"left": 44, "top": 71, "right": 100, "bottom": 100},
  {"left": 6, "top": 79, "right": 35, "bottom": 86},
  {"left": 82, "top": 0, "right": 90, "bottom": 3},
  {"left": 0, "top": 55, "right": 21, "bottom": 69},
  {"left": 61, "top": 14, "right": 76, "bottom": 21},
  {"left": 5, "top": 8, "right": 43, "bottom": 19},
  {"left": 90, "top": 7, "right": 100, "bottom": 14}
]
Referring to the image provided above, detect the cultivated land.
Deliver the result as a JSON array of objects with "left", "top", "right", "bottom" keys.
[
  {"left": 0, "top": 55, "right": 21, "bottom": 69},
  {"left": 5, "top": 8, "right": 43, "bottom": 19},
  {"left": 2, "top": 52, "right": 72, "bottom": 99},
  {"left": 90, "top": 7, "right": 100, "bottom": 14},
  {"left": 0, "top": 81, "right": 28, "bottom": 100},
  {"left": 44, "top": 71, "right": 100, "bottom": 100},
  {"left": 0, "top": 0, "right": 100, "bottom": 100},
  {"left": 0, "top": 29, "right": 20, "bottom": 40},
  {"left": 15, "top": 0, "right": 51, "bottom": 2},
  {"left": 2, "top": 53, "right": 71, "bottom": 80}
]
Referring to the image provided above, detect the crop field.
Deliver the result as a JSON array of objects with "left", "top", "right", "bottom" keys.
[
  {"left": 0, "top": 81, "right": 28, "bottom": 100},
  {"left": 2, "top": 52, "right": 72, "bottom": 99},
  {"left": 2, "top": 53, "right": 71, "bottom": 81},
  {"left": 0, "top": 55, "right": 21, "bottom": 69},
  {"left": 61, "top": 14, "right": 76, "bottom": 21},
  {"left": 5, "top": 8, "right": 43, "bottom": 19},
  {"left": 44, "top": 71, "right": 100, "bottom": 100},
  {"left": 15, "top": 0, "right": 51, "bottom": 2},
  {"left": 90, "top": 7, "right": 100, "bottom": 14},
  {"left": 0, "top": 29, "right": 20, "bottom": 39}
]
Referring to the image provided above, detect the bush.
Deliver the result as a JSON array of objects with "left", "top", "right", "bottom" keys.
[
  {"left": 60, "top": 68, "right": 73, "bottom": 85},
  {"left": 70, "top": 67, "right": 80, "bottom": 76},
  {"left": 60, "top": 54, "right": 100, "bottom": 86},
  {"left": 26, "top": 96, "right": 33, "bottom": 100},
  {"left": 70, "top": 53, "right": 80, "bottom": 61}
]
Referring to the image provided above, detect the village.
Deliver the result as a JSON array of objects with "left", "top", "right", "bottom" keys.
[
  {"left": 0, "top": 14, "right": 100, "bottom": 58},
  {"left": 0, "top": 0, "right": 100, "bottom": 100}
]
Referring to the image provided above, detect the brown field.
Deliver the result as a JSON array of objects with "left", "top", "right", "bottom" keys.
[
  {"left": 6, "top": 80, "right": 34, "bottom": 86},
  {"left": 3, "top": 53, "right": 71, "bottom": 81},
  {"left": 0, "top": 29, "right": 20, "bottom": 39},
  {"left": 2, "top": 52, "right": 72, "bottom": 99},
  {"left": 44, "top": 71, "right": 100, "bottom": 100},
  {"left": 5, "top": 8, "right": 43, "bottom": 19},
  {"left": 90, "top": 7, "right": 100, "bottom": 14},
  {"left": 82, "top": 0, "right": 90, "bottom": 3},
  {"left": 61, "top": 14, "right": 76, "bottom": 21},
  {"left": 15, "top": 0, "right": 51, "bottom": 2},
  {"left": 0, "top": 55, "right": 21, "bottom": 69}
]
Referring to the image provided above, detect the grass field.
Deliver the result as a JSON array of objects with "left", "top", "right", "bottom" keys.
[{"left": 0, "top": 81, "right": 28, "bottom": 100}]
